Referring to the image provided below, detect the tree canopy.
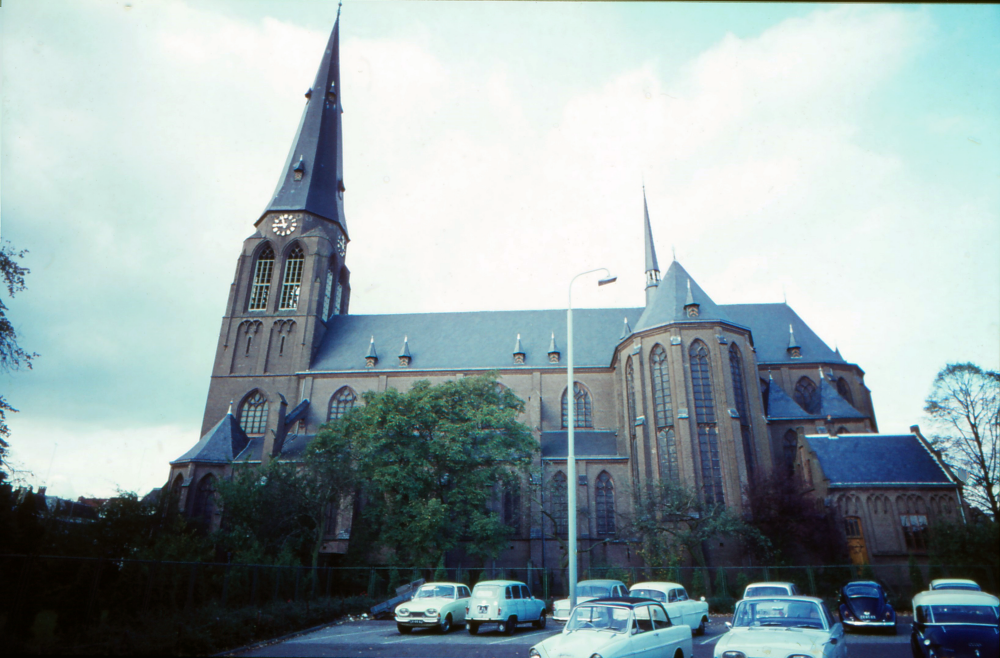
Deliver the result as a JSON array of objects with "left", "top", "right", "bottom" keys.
[
  {"left": 0, "top": 242, "right": 38, "bottom": 481},
  {"left": 924, "top": 363, "right": 1000, "bottom": 519},
  {"left": 311, "top": 373, "right": 536, "bottom": 566}
]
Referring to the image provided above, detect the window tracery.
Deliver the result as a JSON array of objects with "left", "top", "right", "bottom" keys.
[
  {"left": 650, "top": 345, "right": 673, "bottom": 429},
  {"left": 279, "top": 246, "right": 305, "bottom": 310},
  {"left": 837, "top": 377, "right": 855, "bottom": 407},
  {"left": 561, "top": 382, "right": 593, "bottom": 428},
  {"left": 794, "top": 377, "right": 820, "bottom": 414},
  {"left": 328, "top": 386, "right": 358, "bottom": 422},
  {"left": 248, "top": 246, "right": 275, "bottom": 311},
  {"left": 595, "top": 471, "right": 616, "bottom": 535},
  {"left": 657, "top": 428, "right": 679, "bottom": 483},
  {"left": 240, "top": 390, "right": 269, "bottom": 435},
  {"left": 690, "top": 340, "right": 723, "bottom": 504}
]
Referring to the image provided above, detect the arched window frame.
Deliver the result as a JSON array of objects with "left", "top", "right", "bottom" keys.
[
  {"left": 278, "top": 244, "right": 305, "bottom": 311},
  {"left": 649, "top": 344, "right": 673, "bottom": 430},
  {"left": 729, "top": 344, "right": 756, "bottom": 480},
  {"left": 782, "top": 429, "right": 798, "bottom": 475},
  {"left": 689, "top": 340, "right": 723, "bottom": 505},
  {"left": 328, "top": 386, "right": 358, "bottom": 422},
  {"left": 561, "top": 382, "right": 593, "bottom": 428},
  {"left": 595, "top": 471, "right": 616, "bottom": 535},
  {"left": 550, "top": 472, "right": 568, "bottom": 536},
  {"left": 248, "top": 244, "right": 275, "bottom": 311},
  {"left": 837, "top": 377, "right": 855, "bottom": 407},
  {"left": 192, "top": 474, "right": 217, "bottom": 522},
  {"left": 794, "top": 377, "right": 819, "bottom": 414},
  {"left": 240, "top": 390, "right": 269, "bottom": 435}
]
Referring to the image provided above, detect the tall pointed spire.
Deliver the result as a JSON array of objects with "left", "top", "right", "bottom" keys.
[
  {"left": 263, "top": 11, "right": 348, "bottom": 237},
  {"left": 643, "top": 187, "right": 661, "bottom": 307}
]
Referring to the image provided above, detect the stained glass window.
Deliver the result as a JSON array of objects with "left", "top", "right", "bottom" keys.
[
  {"left": 248, "top": 246, "right": 274, "bottom": 311},
  {"left": 561, "top": 382, "right": 593, "bottom": 428},
  {"left": 657, "top": 428, "right": 679, "bottom": 482},
  {"left": 689, "top": 341, "right": 724, "bottom": 504},
  {"left": 551, "top": 472, "right": 568, "bottom": 536},
  {"left": 240, "top": 391, "right": 269, "bottom": 435},
  {"left": 837, "top": 377, "right": 855, "bottom": 407},
  {"left": 279, "top": 246, "right": 304, "bottom": 310},
  {"left": 595, "top": 472, "right": 615, "bottom": 535},
  {"left": 650, "top": 345, "right": 673, "bottom": 429},
  {"left": 729, "top": 344, "right": 755, "bottom": 479}
]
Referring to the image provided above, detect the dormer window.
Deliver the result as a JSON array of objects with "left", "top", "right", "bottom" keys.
[
  {"left": 293, "top": 157, "right": 305, "bottom": 182},
  {"left": 327, "top": 81, "right": 337, "bottom": 103}
]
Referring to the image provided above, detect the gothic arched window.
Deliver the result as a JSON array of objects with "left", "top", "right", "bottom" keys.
[
  {"left": 759, "top": 377, "right": 770, "bottom": 416},
  {"left": 561, "top": 382, "right": 593, "bottom": 428},
  {"left": 595, "top": 471, "right": 616, "bottom": 535},
  {"left": 248, "top": 245, "right": 275, "bottom": 311},
  {"left": 689, "top": 340, "right": 723, "bottom": 505},
  {"left": 794, "top": 377, "right": 819, "bottom": 414},
  {"left": 650, "top": 344, "right": 673, "bottom": 429},
  {"left": 279, "top": 245, "right": 305, "bottom": 310},
  {"left": 657, "top": 428, "right": 679, "bottom": 483},
  {"left": 322, "top": 267, "right": 334, "bottom": 320},
  {"left": 328, "top": 386, "right": 358, "bottom": 422},
  {"left": 192, "top": 474, "right": 217, "bottom": 522},
  {"left": 729, "top": 344, "right": 756, "bottom": 480},
  {"left": 626, "top": 358, "right": 637, "bottom": 436},
  {"left": 551, "top": 472, "right": 568, "bottom": 536},
  {"left": 837, "top": 377, "right": 855, "bottom": 407},
  {"left": 782, "top": 429, "right": 798, "bottom": 475},
  {"left": 240, "top": 390, "right": 269, "bottom": 435}
]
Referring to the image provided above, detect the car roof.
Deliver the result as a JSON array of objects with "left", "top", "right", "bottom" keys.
[
  {"left": 579, "top": 579, "right": 626, "bottom": 586},
  {"left": 586, "top": 596, "right": 666, "bottom": 607},
  {"left": 913, "top": 590, "right": 1000, "bottom": 607},
  {"left": 737, "top": 595, "right": 826, "bottom": 604},
  {"left": 745, "top": 582, "right": 796, "bottom": 589},
  {"left": 473, "top": 580, "right": 526, "bottom": 587},
  {"left": 930, "top": 578, "right": 979, "bottom": 587},
  {"left": 630, "top": 582, "right": 683, "bottom": 591},
  {"left": 418, "top": 582, "right": 466, "bottom": 588}
]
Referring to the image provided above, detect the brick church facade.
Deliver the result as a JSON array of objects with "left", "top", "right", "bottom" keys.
[{"left": 166, "top": 12, "right": 966, "bottom": 570}]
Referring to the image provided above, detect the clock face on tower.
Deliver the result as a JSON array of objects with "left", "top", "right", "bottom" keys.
[
  {"left": 336, "top": 234, "right": 347, "bottom": 257},
  {"left": 271, "top": 213, "right": 298, "bottom": 237}
]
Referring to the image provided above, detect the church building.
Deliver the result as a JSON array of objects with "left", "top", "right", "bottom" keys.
[{"left": 166, "top": 13, "right": 965, "bottom": 570}]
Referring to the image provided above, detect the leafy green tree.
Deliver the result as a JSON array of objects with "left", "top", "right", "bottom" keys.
[
  {"left": 924, "top": 363, "right": 1000, "bottom": 519},
  {"left": 0, "top": 242, "right": 38, "bottom": 481},
  {"left": 319, "top": 373, "right": 535, "bottom": 566},
  {"left": 928, "top": 519, "right": 999, "bottom": 573}
]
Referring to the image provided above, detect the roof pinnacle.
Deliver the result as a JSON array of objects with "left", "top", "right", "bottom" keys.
[
  {"left": 227, "top": 400, "right": 234, "bottom": 416},
  {"left": 620, "top": 316, "right": 632, "bottom": 340}
]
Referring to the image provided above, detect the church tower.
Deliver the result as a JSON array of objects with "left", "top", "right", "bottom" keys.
[{"left": 200, "top": 10, "right": 350, "bottom": 451}]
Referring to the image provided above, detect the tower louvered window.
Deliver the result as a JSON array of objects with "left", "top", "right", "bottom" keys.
[
  {"left": 794, "top": 377, "right": 819, "bottom": 414},
  {"left": 279, "top": 246, "right": 305, "bottom": 310},
  {"left": 551, "top": 472, "right": 568, "bottom": 536},
  {"left": 595, "top": 471, "right": 615, "bottom": 535},
  {"left": 328, "top": 387, "right": 357, "bottom": 421},
  {"left": 248, "top": 246, "right": 275, "bottom": 311},
  {"left": 690, "top": 341, "right": 723, "bottom": 505},
  {"left": 729, "top": 344, "right": 756, "bottom": 480},
  {"left": 561, "top": 382, "right": 593, "bottom": 428},
  {"left": 240, "top": 391, "right": 269, "bottom": 435}
]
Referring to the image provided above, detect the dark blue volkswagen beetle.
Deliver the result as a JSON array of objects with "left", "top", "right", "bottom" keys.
[
  {"left": 911, "top": 589, "right": 999, "bottom": 658},
  {"left": 838, "top": 580, "right": 896, "bottom": 633}
]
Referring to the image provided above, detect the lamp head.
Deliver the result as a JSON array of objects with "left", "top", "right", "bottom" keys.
[{"left": 597, "top": 276, "right": 617, "bottom": 286}]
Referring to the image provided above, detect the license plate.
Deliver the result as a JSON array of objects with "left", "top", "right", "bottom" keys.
[{"left": 478, "top": 605, "right": 488, "bottom": 613}]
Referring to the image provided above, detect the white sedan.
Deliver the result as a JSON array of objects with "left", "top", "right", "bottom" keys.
[
  {"left": 630, "top": 581, "right": 710, "bottom": 635},
  {"left": 394, "top": 582, "right": 471, "bottom": 634},
  {"left": 530, "top": 598, "right": 693, "bottom": 658},
  {"left": 714, "top": 596, "right": 847, "bottom": 658},
  {"left": 552, "top": 579, "right": 630, "bottom": 622}
]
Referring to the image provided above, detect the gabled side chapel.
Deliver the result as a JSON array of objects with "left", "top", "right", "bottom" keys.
[{"left": 167, "top": 13, "right": 965, "bottom": 569}]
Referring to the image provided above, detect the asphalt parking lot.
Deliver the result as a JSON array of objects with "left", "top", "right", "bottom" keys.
[{"left": 232, "top": 615, "right": 915, "bottom": 658}]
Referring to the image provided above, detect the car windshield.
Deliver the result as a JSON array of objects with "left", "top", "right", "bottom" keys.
[
  {"left": 578, "top": 585, "right": 613, "bottom": 598},
  {"left": 416, "top": 585, "right": 455, "bottom": 599},
  {"left": 845, "top": 585, "right": 880, "bottom": 598},
  {"left": 732, "top": 598, "right": 826, "bottom": 629},
  {"left": 746, "top": 586, "right": 790, "bottom": 597},
  {"left": 928, "top": 605, "right": 999, "bottom": 625},
  {"left": 630, "top": 589, "right": 666, "bottom": 602},
  {"left": 472, "top": 585, "right": 499, "bottom": 598},
  {"left": 932, "top": 583, "right": 981, "bottom": 591},
  {"left": 566, "top": 604, "right": 632, "bottom": 633}
]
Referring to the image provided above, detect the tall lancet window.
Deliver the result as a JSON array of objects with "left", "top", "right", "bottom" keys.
[
  {"left": 551, "top": 472, "right": 568, "bottom": 536},
  {"left": 248, "top": 246, "right": 275, "bottom": 311},
  {"left": 279, "top": 246, "right": 305, "bottom": 310},
  {"left": 561, "top": 382, "right": 593, "bottom": 428},
  {"left": 595, "top": 471, "right": 616, "bottom": 535},
  {"left": 650, "top": 345, "right": 678, "bottom": 482},
  {"left": 794, "top": 377, "right": 819, "bottom": 414},
  {"left": 729, "top": 344, "right": 756, "bottom": 480},
  {"left": 322, "top": 270, "right": 334, "bottom": 319},
  {"left": 690, "top": 340, "right": 723, "bottom": 505},
  {"left": 333, "top": 281, "right": 344, "bottom": 316}
]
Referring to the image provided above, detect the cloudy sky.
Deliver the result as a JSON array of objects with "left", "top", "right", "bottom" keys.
[{"left": 2, "top": 1, "right": 998, "bottom": 499}]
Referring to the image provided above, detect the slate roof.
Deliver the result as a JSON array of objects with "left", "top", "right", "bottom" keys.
[
  {"left": 818, "top": 377, "right": 866, "bottom": 419},
  {"left": 263, "top": 13, "right": 348, "bottom": 237},
  {"left": 234, "top": 437, "right": 264, "bottom": 463},
  {"left": 540, "top": 431, "right": 622, "bottom": 459},
  {"left": 766, "top": 379, "right": 814, "bottom": 419},
  {"left": 722, "top": 303, "right": 843, "bottom": 365},
  {"left": 634, "top": 261, "right": 732, "bottom": 331},
  {"left": 806, "top": 434, "right": 954, "bottom": 487},
  {"left": 312, "top": 308, "right": 643, "bottom": 371},
  {"left": 172, "top": 413, "right": 250, "bottom": 464}
]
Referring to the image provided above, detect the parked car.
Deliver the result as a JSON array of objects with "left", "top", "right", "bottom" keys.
[
  {"left": 742, "top": 581, "right": 800, "bottom": 598},
  {"left": 714, "top": 596, "right": 847, "bottom": 658},
  {"left": 629, "top": 581, "right": 709, "bottom": 635},
  {"left": 838, "top": 580, "right": 896, "bottom": 633},
  {"left": 530, "top": 597, "right": 693, "bottom": 658},
  {"left": 929, "top": 578, "right": 982, "bottom": 592},
  {"left": 552, "top": 579, "right": 629, "bottom": 622},
  {"left": 394, "top": 582, "right": 471, "bottom": 634},
  {"left": 465, "top": 580, "right": 546, "bottom": 635},
  {"left": 911, "top": 589, "right": 999, "bottom": 658}
]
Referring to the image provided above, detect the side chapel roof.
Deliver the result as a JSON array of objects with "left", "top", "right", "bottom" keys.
[
  {"left": 806, "top": 434, "right": 955, "bottom": 487},
  {"left": 172, "top": 412, "right": 250, "bottom": 464}
]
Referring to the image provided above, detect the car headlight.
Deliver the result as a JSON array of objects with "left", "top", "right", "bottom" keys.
[
  {"left": 398, "top": 608, "right": 408, "bottom": 616},
  {"left": 426, "top": 608, "right": 438, "bottom": 615},
  {"left": 589, "top": 654, "right": 603, "bottom": 658},
  {"left": 529, "top": 649, "right": 541, "bottom": 658},
  {"left": 722, "top": 652, "right": 746, "bottom": 658}
]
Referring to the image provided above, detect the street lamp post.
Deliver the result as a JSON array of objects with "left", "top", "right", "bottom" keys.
[{"left": 566, "top": 268, "right": 617, "bottom": 612}]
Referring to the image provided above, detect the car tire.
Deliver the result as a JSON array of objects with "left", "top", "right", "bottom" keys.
[
  {"left": 468, "top": 622, "right": 479, "bottom": 635},
  {"left": 439, "top": 614, "right": 452, "bottom": 634},
  {"left": 695, "top": 616, "right": 706, "bottom": 636},
  {"left": 533, "top": 611, "right": 547, "bottom": 629},
  {"left": 397, "top": 624, "right": 412, "bottom": 634},
  {"left": 502, "top": 616, "right": 517, "bottom": 635}
]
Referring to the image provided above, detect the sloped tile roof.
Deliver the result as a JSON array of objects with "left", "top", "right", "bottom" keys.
[
  {"left": 818, "top": 377, "right": 866, "bottom": 419},
  {"left": 172, "top": 413, "right": 250, "bottom": 464},
  {"left": 766, "top": 380, "right": 815, "bottom": 419},
  {"left": 634, "top": 261, "right": 732, "bottom": 331},
  {"left": 721, "top": 303, "right": 843, "bottom": 365},
  {"left": 806, "top": 434, "right": 953, "bottom": 487}
]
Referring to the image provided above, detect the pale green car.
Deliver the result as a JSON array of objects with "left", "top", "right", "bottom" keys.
[{"left": 395, "top": 582, "right": 472, "bottom": 634}]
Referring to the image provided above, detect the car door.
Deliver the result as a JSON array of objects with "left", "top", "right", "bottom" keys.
[
  {"left": 629, "top": 604, "right": 660, "bottom": 657},
  {"left": 511, "top": 583, "right": 525, "bottom": 621},
  {"left": 520, "top": 585, "right": 539, "bottom": 620},
  {"left": 676, "top": 587, "right": 696, "bottom": 627},
  {"left": 456, "top": 586, "right": 471, "bottom": 623},
  {"left": 650, "top": 603, "right": 688, "bottom": 656}
]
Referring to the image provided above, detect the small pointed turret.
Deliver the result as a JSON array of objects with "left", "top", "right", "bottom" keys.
[
  {"left": 226, "top": 400, "right": 234, "bottom": 416},
  {"left": 263, "top": 10, "right": 348, "bottom": 236},
  {"left": 643, "top": 187, "right": 661, "bottom": 306},
  {"left": 399, "top": 335, "right": 412, "bottom": 367},
  {"left": 513, "top": 334, "right": 526, "bottom": 365},
  {"left": 365, "top": 335, "right": 378, "bottom": 368},
  {"left": 620, "top": 316, "right": 632, "bottom": 340},
  {"left": 683, "top": 279, "right": 700, "bottom": 318},
  {"left": 787, "top": 324, "right": 802, "bottom": 359},
  {"left": 547, "top": 332, "right": 560, "bottom": 364}
]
